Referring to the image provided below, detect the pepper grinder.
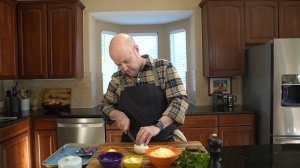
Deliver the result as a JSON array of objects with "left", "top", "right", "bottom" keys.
[{"left": 208, "top": 133, "right": 222, "bottom": 168}]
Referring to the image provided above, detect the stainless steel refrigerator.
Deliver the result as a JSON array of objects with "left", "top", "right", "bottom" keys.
[{"left": 243, "top": 38, "right": 300, "bottom": 144}]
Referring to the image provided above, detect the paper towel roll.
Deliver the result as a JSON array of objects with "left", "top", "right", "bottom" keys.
[{"left": 58, "top": 156, "right": 82, "bottom": 168}]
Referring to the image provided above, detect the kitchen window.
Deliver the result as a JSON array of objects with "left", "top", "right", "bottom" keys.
[
  {"left": 170, "top": 28, "right": 187, "bottom": 88},
  {"left": 129, "top": 32, "right": 158, "bottom": 58},
  {"left": 101, "top": 30, "right": 187, "bottom": 93},
  {"left": 101, "top": 31, "right": 118, "bottom": 94}
]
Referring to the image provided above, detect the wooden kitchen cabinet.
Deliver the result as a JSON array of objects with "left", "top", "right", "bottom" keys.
[
  {"left": 32, "top": 117, "right": 57, "bottom": 168},
  {"left": 219, "top": 113, "right": 255, "bottom": 146},
  {"left": 245, "top": 0, "right": 300, "bottom": 44},
  {"left": 200, "top": 0, "right": 245, "bottom": 77},
  {"left": 0, "top": 0, "right": 18, "bottom": 79},
  {"left": 106, "top": 123, "right": 122, "bottom": 143},
  {"left": 279, "top": 1, "right": 300, "bottom": 38},
  {"left": 245, "top": 0, "right": 278, "bottom": 44},
  {"left": 180, "top": 115, "right": 218, "bottom": 148},
  {"left": 0, "top": 119, "right": 31, "bottom": 168},
  {"left": 17, "top": 0, "right": 84, "bottom": 79}
]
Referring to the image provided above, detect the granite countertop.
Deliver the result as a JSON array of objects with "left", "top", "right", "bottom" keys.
[
  {"left": 220, "top": 144, "right": 300, "bottom": 168},
  {"left": 0, "top": 104, "right": 254, "bottom": 127},
  {"left": 186, "top": 104, "right": 254, "bottom": 115}
]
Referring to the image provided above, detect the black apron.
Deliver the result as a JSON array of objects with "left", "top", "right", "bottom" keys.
[{"left": 118, "top": 61, "right": 176, "bottom": 142}]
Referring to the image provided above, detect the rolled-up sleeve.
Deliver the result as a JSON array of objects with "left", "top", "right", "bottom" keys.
[
  {"left": 163, "top": 64, "right": 189, "bottom": 125},
  {"left": 101, "top": 75, "right": 121, "bottom": 124}
]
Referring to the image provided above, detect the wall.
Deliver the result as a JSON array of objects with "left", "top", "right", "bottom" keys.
[{"left": 1, "top": 0, "right": 243, "bottom": 110}]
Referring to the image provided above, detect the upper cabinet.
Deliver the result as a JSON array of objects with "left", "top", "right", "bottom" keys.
[
  {"left": 17, "top": 0, "right": 84, "bottom": 79},
  {"left": 245, "top": 0, "right": 300, "bottom": 44},
  {"left": 245, "top": 1, "right": 278, "bottom": 44},
  {"left": 279, "top": 1, "right": 300, "bottom": 38},
  {"left": 0, "top": 0, "right": 18, "bottom": 79},
  {"left": 200, "top": 0, "right": 245, "bottom": 77}
]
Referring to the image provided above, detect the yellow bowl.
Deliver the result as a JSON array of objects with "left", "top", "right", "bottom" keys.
[{"left": 123, "top": 155, "right": 143, "bottom": 168}]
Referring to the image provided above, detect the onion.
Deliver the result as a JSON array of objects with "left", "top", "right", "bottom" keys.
[{"left": 133, "top": 144, "right": 149, "bottom": 154}]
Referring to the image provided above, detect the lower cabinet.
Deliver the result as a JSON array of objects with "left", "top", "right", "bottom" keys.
[
  {"left": 180, "top": 115, "right": 218, "bottom": 148},
  {"left": 218, "top": 114, "right": 255, "bottom": 146},
  {"left": 105, "top": 113, "right": 255, "bottom": 148},
  {"left": 0, "top": 119, "right": 31, "bottom": 168},
  {"left": 32, "top": 118, "right": 57, "bottom": 168},
  {"left": 219, "top": 126, "right": 254, "bottom": 146},
  {"left": 180, "top": 127, "right": 218, "bottom": 148},
  {"left": 105, "top": 123, "right": 122, "bottom": 143}
]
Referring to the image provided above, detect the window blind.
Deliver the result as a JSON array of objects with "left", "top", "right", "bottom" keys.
[
  {"left": 101, "top": 31, "right": 117, "bottom": 94},
  {"left": 170, "top": 29, "right": 187, "bottom": 88},
  {"left": 129, "top": 32, "right": 158, "bottom": 58}
]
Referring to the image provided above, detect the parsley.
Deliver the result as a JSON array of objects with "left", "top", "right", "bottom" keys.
[{"left": 172, "top": 150, "right": 210, "bottom": 168}]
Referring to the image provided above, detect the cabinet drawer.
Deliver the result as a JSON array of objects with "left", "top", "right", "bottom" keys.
[
  {"left": 33, "top": 118, "right": 57, "bottom": 130},
  {"left": 219, "top": 114, "right": 255, "bottom": 126},
  {"left": 183, "top": 115, "right": 218, "bottom": 128}
]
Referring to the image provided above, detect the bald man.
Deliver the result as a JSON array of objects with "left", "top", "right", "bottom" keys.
[{"left": 101, "top": 33, "right": 189, "bottom": 145}]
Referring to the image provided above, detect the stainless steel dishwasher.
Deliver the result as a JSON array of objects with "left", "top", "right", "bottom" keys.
[{"left": 57, "top": 118, "right": 105, "bottom": 147}]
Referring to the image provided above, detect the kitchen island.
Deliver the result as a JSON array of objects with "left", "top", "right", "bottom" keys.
[{"left": 86, "top": 142, "right": 300, "bottom": 168}]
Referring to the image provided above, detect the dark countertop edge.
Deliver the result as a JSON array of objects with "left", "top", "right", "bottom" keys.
[
  {"left": 186, "top": 104, "right": 254, "bottom": 115},
  {"left": 1, "top": 104, "right": 254, "bottom": 127}
]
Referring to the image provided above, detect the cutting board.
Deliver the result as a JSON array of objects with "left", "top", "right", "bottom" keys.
[
  {"left": 43, "top": 88, "right": 71, "bottom": 106},
  {"left": 86, "top": 141, "right": 206, "bottom": 168}
]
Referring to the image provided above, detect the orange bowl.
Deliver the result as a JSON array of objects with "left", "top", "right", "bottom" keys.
[
  {"left": 100, "top": 146, "right": 124, "bottom": 153},
  {"left": 145, "top": 145, "right": 181, "bottom": 168}
]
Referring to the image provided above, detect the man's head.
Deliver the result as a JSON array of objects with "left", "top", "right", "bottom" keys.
[{"left": 109, "top": 33, "right": 145, "bottom": 77}]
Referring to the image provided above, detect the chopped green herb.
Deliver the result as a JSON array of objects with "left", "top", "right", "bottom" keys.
[{"left": 172, "top": 150, "right": 210, "bottom": 168}]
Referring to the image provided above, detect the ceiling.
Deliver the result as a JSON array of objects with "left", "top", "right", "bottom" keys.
[{"left": 91, "top": 10, "right": 193, "bottom": 25}]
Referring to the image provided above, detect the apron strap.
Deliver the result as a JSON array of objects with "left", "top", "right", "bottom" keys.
[
  {"left": 121, "top": 73, "right": 126, "bottom": 91},
  {"left": 149, "top": 58, "right": 160, "bottom": 86}
]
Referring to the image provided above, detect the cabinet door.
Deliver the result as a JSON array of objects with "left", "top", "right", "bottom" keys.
[
  {"left": 47, "top": 4, "right": 75, "bottom": 78},
  {"left": 181, "top": 115, "right": 218, "bottom": 148},
  {"left": 0, "top": 0, "right": 17, "bottom": 79},
  {"left": 202, "top": 1, "right": 245, "bottom": 77},
  {"left": 0, "top": 132, "right": 30, "bottom": 168},
  {"left": 17, "top": 4, "right": 48, "bottom": 79},
  {"left": 279, "top": 1, "right": 300, "bottom": 37},
  {"left": 219, "top": 113, "right": 255, "bottom": 146},
  {"left": 180, "top": 127, "right": 217, "bottom": 148},
  {"left": 245, "top": 1, "right": 278, "bottom": 44},
  {"left": 34, "top": 130, "right": 57, "bottom": 168},
  {"left": 219, "top": 126, "right": 255, "bottom": 146},
  {"left": 106, "top": 130, "right": 123, "bottom": 143}
]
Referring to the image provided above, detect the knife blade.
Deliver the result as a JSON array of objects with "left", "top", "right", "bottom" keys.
[{"left": 126, "top": 131, "right": 136, "bottom": 144}]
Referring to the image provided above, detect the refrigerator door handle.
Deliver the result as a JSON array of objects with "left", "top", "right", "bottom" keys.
[{"left": 274, "top": 137, "right": 300, "bottom": 141}]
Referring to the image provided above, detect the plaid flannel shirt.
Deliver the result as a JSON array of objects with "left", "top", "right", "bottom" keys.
[{"left": 101, "top": 55, "right": 189, "bottom": 125}]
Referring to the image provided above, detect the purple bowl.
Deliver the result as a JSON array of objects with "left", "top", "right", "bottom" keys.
[{"left": 97, "top": 152, "right": 123, "bottom": 168}]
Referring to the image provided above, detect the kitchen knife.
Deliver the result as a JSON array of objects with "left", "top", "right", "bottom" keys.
[{"left": 126, "top": 131, "right": 136, "bottom": 144}]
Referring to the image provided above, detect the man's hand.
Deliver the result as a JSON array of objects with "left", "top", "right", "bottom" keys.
[
  {"left": 109, "top": 110, "right": 130, "bottom": 132},
  {"left": 136, "top": 125, "right": 160, "bottom": 145}
]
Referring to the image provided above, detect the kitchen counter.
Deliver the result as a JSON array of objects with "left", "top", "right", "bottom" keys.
[
  {"left": 0, "top": 104, "right": 254, "bottom": 127},
  {"left": 86, "top": 142, "right": 300, "bottom": 168},
  {"left": 187, "top": 104, "right": 253, "bottom": 115},
  {"left": 220, "top": 144, "right": 300, "bottom": 168}
]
